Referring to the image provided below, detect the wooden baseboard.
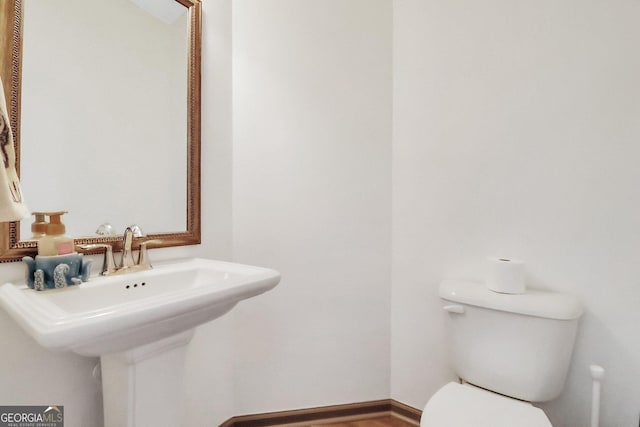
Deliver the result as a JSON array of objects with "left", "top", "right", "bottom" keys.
[
  {"left": 389, "top": 400, "right": 422, "bottom": 425},
  {"left": 220, "top": 399, "right": 422, "bottom": 427}
]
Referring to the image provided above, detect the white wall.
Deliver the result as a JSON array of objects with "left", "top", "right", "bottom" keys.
[
  {"left": 231, "top": 0, "right": 392, "bottom": 414},
  {"left": 391, "top": 1, "right": 640, "bottom": 426}
]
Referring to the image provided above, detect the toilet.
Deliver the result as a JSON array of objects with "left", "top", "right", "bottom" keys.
[{"left": 421, "top": 279, "right": 583, "bottom": 426}]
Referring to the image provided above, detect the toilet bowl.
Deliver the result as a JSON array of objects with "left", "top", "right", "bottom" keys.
[
  {"left": 420, "top": 382, "right": 551, "bottom": 427},
  {"left": 419, "top": 279, "right": 583, "bottom": 426}
]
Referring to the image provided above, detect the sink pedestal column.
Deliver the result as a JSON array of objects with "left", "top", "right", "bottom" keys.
[{"left": 100, "top": 330, "right": 195, "bottom": 427}]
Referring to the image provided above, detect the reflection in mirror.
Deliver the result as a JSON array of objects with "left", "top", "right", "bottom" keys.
[
  {"left": 20, "top": 0, "right": 188, "bottom": 237},
  {"left": 0, "top": 0, "right": 201, "bottom": 262}
]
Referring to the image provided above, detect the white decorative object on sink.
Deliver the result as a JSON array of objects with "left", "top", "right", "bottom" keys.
[{"left": 0, "top": 257, "right": 281, "bottom": 427}]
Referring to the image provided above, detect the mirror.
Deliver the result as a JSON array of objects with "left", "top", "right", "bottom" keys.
[{"left": 0, "top": 0, "right": 201, "bottom": 261}]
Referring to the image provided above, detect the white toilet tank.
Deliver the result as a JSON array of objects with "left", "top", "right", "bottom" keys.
[{"left": 440, "top": 279, "right": 583, "bottom": 402}]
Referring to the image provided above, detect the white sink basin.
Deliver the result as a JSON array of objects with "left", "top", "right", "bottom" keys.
[
  {"left": 0, "top": 257, "right": 280, "bottom": 427},
  {"left": 0, "top": 257, "right": 280, "bottom": 356}
]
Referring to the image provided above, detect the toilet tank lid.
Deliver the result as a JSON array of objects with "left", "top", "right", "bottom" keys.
[{"left": 440, "top": 279, "right": 583, "bottom": 320}]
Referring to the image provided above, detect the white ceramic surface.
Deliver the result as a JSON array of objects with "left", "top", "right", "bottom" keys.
[
  {"left": 440, "top": 280, "right": 581, "bottom": 402},
  {"left": 421, "top": 382, "right": 552, "bottom": 427},
  {"left": 0, "top": 257, "right": 280, "bottom": 356},
  {"left": 440, "top": 279, "right": 583, "bottom": 320}
]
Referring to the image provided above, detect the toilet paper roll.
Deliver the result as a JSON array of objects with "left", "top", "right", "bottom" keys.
[{"left": 486, "top": 257, "right": 526, "bottom": 294}]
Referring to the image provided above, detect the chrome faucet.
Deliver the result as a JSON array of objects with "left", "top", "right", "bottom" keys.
[{"left": 79, "top": 225, "right": 158, "bottom": 276}]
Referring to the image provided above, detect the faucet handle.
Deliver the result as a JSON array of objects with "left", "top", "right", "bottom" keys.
[
  {"left": 137, "top": 239, "right": 162, "bottom": 269},
  {"left": 77, "top": 244, "right": 116, "bottom": 275}
]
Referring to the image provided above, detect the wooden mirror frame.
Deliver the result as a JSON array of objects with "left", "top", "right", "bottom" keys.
[{"left": 0, "top": 0, "right": 201, "bottom": 262}]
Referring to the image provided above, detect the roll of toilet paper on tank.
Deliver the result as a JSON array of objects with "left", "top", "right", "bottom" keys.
[{"left": 486, "top": 257, "right": 526, "bottom": 294}]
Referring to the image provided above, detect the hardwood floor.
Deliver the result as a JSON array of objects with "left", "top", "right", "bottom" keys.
[
  {"left": 219, "top": 400, "right": 422, "bottom": 427},
  {"left": 311, "top": 416, "right": 416, "bottom": 427}
]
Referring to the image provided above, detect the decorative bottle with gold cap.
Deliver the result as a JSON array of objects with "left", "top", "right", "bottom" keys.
[{"left": 36, "top": 211, "right": 75, "bottom": 256}]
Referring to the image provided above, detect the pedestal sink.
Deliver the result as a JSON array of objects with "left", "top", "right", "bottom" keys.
[{"left": 0, "top": 257, "right": 280, "bottom": 427}]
